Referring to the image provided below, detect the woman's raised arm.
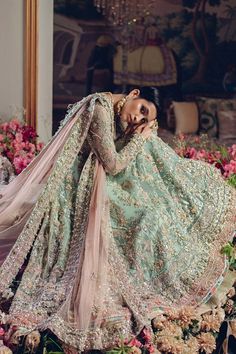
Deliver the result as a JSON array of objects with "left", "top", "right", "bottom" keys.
[{"left": 87, "top": 103, "right": 145, "bottom": 176}]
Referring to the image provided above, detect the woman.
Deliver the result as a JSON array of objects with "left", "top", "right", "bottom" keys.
[{"left": 0, "top": 88, "right": 235, "bottom": 353}]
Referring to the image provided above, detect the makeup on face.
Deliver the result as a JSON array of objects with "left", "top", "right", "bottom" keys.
[{"left": 122, "top": 98, "right": 157, "bottom": 126}]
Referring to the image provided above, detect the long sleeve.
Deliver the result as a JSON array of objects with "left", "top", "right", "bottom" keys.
[{"left": 87, "top": 103, "right": 146, "bottom": 176}]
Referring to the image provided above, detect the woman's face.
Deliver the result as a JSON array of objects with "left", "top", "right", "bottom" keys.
[{"left": 119, "top": 89, "right": 157, "bottom": 130}]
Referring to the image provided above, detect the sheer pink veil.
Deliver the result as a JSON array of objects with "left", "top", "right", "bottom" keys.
[
  {"left": 58, "top": 160, "right": 109, "bottom": 331},
  {"left": 0, "top": 98, "right": 90, "bottom": 266},
  {"left": 0, "top": 94, "right": 110, "bottom": 335}
]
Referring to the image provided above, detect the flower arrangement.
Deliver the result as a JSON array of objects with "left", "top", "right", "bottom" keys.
[
  {"left": 0, "top": 118, "right": 44, "bottom": 175},
  {"left": 105, "top": 301, "right": 235, "bottom": 354},
  {"left": 173, "top": 133, "right": 236, "bottom": 189}
]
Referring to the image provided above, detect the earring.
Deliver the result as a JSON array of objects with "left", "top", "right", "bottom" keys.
[
  {"left": 116, "top": 96, "right": 127, "bottom": 116},
  {"left": 153, "top": 121, "right": 159, "bottom": 130}
]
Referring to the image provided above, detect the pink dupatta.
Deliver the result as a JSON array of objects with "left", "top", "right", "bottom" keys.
[{"left": 0, "top": 95, "right": 93, "bottom": 266}]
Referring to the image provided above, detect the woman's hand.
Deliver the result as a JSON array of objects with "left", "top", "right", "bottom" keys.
[{"left": 125, "top": 120, "right": 155, "bottom": 139}]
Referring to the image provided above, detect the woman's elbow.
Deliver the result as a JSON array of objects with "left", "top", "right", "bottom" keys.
[{"left": 104, "top": 162, "right": 120, "bottom": 176}]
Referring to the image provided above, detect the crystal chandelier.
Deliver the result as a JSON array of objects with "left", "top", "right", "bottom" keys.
[{"left": 94, "top": 0, "right": 156, "bottom": 25}]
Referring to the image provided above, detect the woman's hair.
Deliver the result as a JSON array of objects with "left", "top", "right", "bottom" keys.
[{"left": 138, "top": 86, "right": 160, "bottom": 114}]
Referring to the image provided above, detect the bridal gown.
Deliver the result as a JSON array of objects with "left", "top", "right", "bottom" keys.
[{"left": 0, "top": 93, "right": 235, "bottom": 351}]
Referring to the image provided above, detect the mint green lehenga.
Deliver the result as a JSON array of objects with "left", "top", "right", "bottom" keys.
[{"left": 0, "top": 93, "right": 235, "bottom": 352}]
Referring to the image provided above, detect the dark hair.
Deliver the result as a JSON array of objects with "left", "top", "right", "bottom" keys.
[{"left": 138, "top": 86, "right": 160, "bottom": 115}]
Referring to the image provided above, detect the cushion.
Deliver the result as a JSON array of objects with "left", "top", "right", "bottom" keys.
[
  {"left": 171, "top": 101, "right": 199, "bottom": 135},
  {"left": 196, "top": 97, "right": 236, "bottom": 138},
  {"left": 217, "top": 110, "right": 236, "bottom": 146}
]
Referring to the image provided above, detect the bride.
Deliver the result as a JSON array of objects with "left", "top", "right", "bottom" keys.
[{"left": 0, "top": 87, "right": 235, "bottom": 353}]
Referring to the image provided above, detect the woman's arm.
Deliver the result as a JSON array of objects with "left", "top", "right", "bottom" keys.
[{"left": 87, "top": 103, "right": 146, "bottom": 176}]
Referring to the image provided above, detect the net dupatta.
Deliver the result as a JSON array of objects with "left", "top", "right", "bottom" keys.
[
  {"left": 0, "top": 94, "right": 98, "bottom": 268},
  {"left": 58, "top": 160, "right": 109, "bottom": 331},
  {"left": 0, "top": 91, "right": 111, "bottom": 338}
]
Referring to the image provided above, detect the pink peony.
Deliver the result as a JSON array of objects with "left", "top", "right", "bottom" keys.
[{"left": 13, "top": 156, "right": 29, "bottom": 174}]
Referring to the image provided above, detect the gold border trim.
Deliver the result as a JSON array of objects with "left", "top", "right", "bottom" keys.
[{"left": 24, "top": 0, "right": 38, "bottom": 129}]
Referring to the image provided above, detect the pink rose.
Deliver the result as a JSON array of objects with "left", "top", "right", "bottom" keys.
[
  {"left": 9, "top": 119, "right": 20, "bottom": 132},
  {"left": 12, "top": 141, "right": 24, "bottom": 152},
  {"left": 15, "top": 132, "right": 23, "bottom": 143},
  {"left": 28, "top": 143, "right": 36, "bottom": 153},
  {"left": 224, "top": 160, "right": 236, "bottom": 177},
  {"left": 26, "top": 152, "right": 34, "bottom": 159},
  {"left": 36, "top": 142, "right": 44, "bottom": 152},
  {"left": 6, "top": 132, "right": 14, "bottom": 140},
  {"left": 185, "top": 147, "right": 197, "bottom": 159},
  {"left": 140, "top": 327, "right": 152, "bottom": 343},
  {"left": 128, "top": 338, "right": 142, "bottom": 348},
  {"left": 6, "top": 151, "right": 14, "bottom": 162},
  {"left": 21, "top": 126, "right": 37, "bottom": 141},
  {"left": 196, "top": 149, "right": 207, "bottom": 160},
  {"left": 0, "top": 122, "right": 9, "bottom": 132},
  {"left": 13, "top": 156, "right": 29, "bottom": 174}
]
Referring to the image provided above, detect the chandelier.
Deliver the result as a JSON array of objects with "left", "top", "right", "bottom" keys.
[{"left": 94, "top": 0, "right": 156, "bottom": 25}]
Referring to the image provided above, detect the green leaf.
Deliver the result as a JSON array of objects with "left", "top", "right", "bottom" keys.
[
  {"left": 44, "top": 337, "right": 63, "bottom": 351},
  {"left": 221, "top": 242, "right": 234, "bottom": 255},
  {"left": 218, "top": 146, "right": 230, "bottom": 159},
  {"left": 227, "top": 174, "right": 236, "bottom": 189},
  {"left": 106, "top": 346, "right": 133, "bottom": 354}
]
